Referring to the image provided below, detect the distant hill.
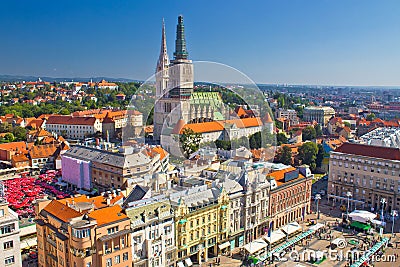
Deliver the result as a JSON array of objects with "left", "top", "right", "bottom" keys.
[{"left": 0, "top": 74, "right": 141, "bottom": 83}]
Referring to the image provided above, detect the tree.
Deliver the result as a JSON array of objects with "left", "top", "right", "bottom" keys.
[
  {"left": 179, "top": 128, "right": 202, "bottom": 158},
  {"left": 276, "top": 133, "right": 288, "bottom": 146},
  {"left": 366, "top": 113, "right": 376, "bottom": 121},
  {"left": 316, "top": 144, "right": 324, "bottom": 168},
  {"left": 4, "top": 133, "right": 15, "bottom": 142},
  {"left": 277, "top": 146, "right": 292, "bottom": 165},
  {"left": 343, "top": 121, "right": 351, "bottom": 128},
  {"left": 215, "top": 140, "right": 231, "bottom": 150},
  {"left": 298, "top": 142, "right": 318, "bottom": 171},
  {"left": 315, "top": 124, "right": 323, "bottom": 137},
  {"left": 12, "top": 126, "right": 27, "bottom": 141},
  {"left": 302, "top": 126, "right": 316, "bottom": 141}
]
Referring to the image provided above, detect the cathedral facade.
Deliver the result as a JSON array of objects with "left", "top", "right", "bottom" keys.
[{"left": 153, "top": 16, "right": 226, "bottom": 141}]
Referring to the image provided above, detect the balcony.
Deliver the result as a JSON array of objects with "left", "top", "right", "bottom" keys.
[{"left": 46, "top": 236, "right": 57, "bottom": 248}]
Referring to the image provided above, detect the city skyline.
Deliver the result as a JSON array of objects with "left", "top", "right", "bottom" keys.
[{"left": 1, "top": 0, "right": 400, "bottom": 86}]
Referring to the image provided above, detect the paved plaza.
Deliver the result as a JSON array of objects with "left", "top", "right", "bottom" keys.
[{"left": 202, "top": 195, "right": 400, "bottom": 267}]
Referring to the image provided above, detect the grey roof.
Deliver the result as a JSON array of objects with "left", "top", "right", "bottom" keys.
[
  {"left": 123, "top": 185, "right": 149, "bottom": 206},
  {"left": 170, "top": 186, "right": 220, "bottom": 208},
  {"left": 62, "top": 145, "right": 152, "bottom": 168}
]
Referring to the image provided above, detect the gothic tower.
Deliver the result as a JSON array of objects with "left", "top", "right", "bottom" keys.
[{"left": 154, "top": 15, "right": 194, "bottom": 141}]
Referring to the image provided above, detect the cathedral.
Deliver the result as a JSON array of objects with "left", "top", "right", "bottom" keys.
[{"left": 153, "top": 16, "right": 228, "bottom": 141}]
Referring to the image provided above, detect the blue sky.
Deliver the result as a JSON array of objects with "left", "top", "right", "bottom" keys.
[{"left": 1, "top": 0, "right": 400, "bottom": 86}]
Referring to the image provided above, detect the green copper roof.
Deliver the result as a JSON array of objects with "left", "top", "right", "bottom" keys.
[
  {"left": 174, "top": 15, "right": 188, "bottom": 60},
  {"left": 189, "top": 92, "right": 223, "bottom": 106}
]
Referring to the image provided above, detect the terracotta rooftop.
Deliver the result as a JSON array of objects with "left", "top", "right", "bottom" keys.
[
  {"left": 152, "top": 146, "right": 168, "bottom": 161},
  {"left": 335, "top": 142, "right": 400, "bottom": 161},
  {"left": 46, "top": 116, "right": 97, "bottom": 125},
  {"left": 43, "top": 200, "right": 82, "bottom": 222},
  {"left": 59, "top": 194, "right": 124, "bottom": 210},
  {"left": 0, "top": 141, "right": 29, "bottom": 152},
  {"left": 88, "top": 205, "right": 128, "bottom": 226},
  {"left": 268, "top": 167, "right": 305, "bottom": 187},
  {"left": 29, "top": 144, "right": 58, "bottom": 159}
]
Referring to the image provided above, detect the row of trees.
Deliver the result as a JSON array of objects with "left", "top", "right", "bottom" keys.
[{"left": 276, "top": 142, "right": 325, "bottom": 172}]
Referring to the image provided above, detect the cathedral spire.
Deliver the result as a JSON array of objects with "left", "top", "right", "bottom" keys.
[
  {"left": 156, "top": 18, "right": 169, "bottom": 72},
  {"left": 174, "top": 15, "right": 188, "bottom": 60}
]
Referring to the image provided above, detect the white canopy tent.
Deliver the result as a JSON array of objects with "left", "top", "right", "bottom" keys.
[
  {"left": 243, "top": 238, "right": 268, "bottom": 254},
  {"left": 185, "top": 258, "right": 193, "bottom": 267},
  {"left": 281, "top": 222, "right": 302, "bottom": 235},
  {"left": 263, "top": 229, "right": 286, "bottom": 244},
  {"left": 349, "top": 210, "right": 377, "bottom": 223}
]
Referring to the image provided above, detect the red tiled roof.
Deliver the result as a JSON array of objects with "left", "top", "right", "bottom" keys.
[
  {"left": 43, "top": 200, "right": 82, "bottom": 222},
  {"left": 29, "top": 144, "right": 59, "bottom": 159},
  {"left": 46, "top": 116, "right": 97, "bottom": 125},
  {"left": 89, "top": 205, "right": 127, "bottom": 226},
  {"left": 335, "top": 142, "right": 400, "bottom": 161}
]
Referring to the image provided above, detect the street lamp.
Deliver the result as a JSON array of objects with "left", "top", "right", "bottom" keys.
[
  {"left": 391, "top": 210, "right": 397, "bottom": 237},
  {"left": 315, "top": 194, "right": 321, "bottom": 223},
  {"left": 346, "top": 192, "right": 352, "bottom": 220},
  {"left": 381, "top": 198, "right": 387, "bottom": 227},
  {"left": 286, "top": 208, "right": 292, "bottom": 241}
]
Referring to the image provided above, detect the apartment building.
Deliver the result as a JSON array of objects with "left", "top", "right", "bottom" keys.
[
  {"left": 303, "top": 106, "right": 335, "bottom": 126},
  {"left": 61, "top": 145, "right": 167, "bottom": 191},
  {"left": 275, "top": 108, "right": 299, "bottom": 125},
  {"left": 267, "top": 166, "right": 313, "bottom": 230},
  {"left": 35, "top": 193, "right": 132, "bottom": 267},
  {"left": 328, "top": 142, "right": 400, "bottom": 213},
  {"left": 124, "top": 195, "right": 176, "bottom": 267},
  {"left": 0, "top": 201, "right": 22, "bottom": 267},
  {"left": 170, "top": 186, "right": 230, "bottom": 265}
]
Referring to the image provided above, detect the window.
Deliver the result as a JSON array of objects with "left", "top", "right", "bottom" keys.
[
  {"left": 107, "top": 226, "right": 119, "bottom": 235},
  {"left": 123, "top": 252, "right": 129, "bottom": 261},
  {"left": 3, "top": 240, "right": 13, "bottom": 249},
  {"left": 0, "top": 224, "right": 15, "bottom": 235},
  {"left": 106, "top": 258, "right": 112, "bottom": 267},
  {"left": 0, "top": 208, "right": 4, "bottom": 217},
  {"left": 115, "top": 255, "right": 120, "bottom": 264},
  {"left": 73, "top": 228, "right": 90, "bottom": 238},
  {"left": 4, "top": 256, "right": 15, "bottom": 265}
]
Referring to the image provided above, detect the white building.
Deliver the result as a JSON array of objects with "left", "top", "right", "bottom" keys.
[
  {"left": 360, "top": 127, "right": 400, "bottom": 148},
  {"left": 45, "top": 116, "right": 102, "bottom": 139},
  {"left": 303, "top": 106, "right": 335, "bottom": 126},
  {"left": 124, "top": 195, "right": 176, "bottom": 267},
  {"left": 0, "top": 201, "right": 22, "bottom": 267}
]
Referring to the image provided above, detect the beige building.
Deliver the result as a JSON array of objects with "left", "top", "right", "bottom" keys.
[
  {"left": 35, "top": 194, "right": 132, "bottom": 267},
  {"left": 328, "top": 143, "right": 400, "bottom": 213},
  {"left": 124, "top": 194, "right": 176, "bottom": 267},
  {"left": 0, "top": 201, "right": 22, "bottom": 267},
  {"left": 303, "top": 106, "right": 335, "bottom": 126}
]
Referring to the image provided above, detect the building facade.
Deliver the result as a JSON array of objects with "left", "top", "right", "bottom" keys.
[
  {"left": 35, "top": 194, "right": 132, "bottom": 267},
  {"left": 267, "top": 166, "right": 313, "bottom": 230},
  {"left": 45, "top": 116, "right": 102, "bottom": 139},
  {"left": 303, "top": 106, "right": 335, "bottom": 126},
  {"left": 124, "top": 196, "right": 176, "bottom": 267},
  {"left": 153, "top": 16, "right": 227, "bottom": 141},
  {"left": 0, "top": 201, "right": 22, "bottom": 267},
  {"left": 61, "top": 145, "right": 167, "bottom": 191},
  {"left": 170, "top": 186, "right": 230, "bottom": 265},
  {"left": 328, "top": 142, "right": 400, "bottom": 213}
]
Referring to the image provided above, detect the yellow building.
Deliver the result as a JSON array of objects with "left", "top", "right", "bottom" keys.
[{"left": 171, "top": 186, "right": 230, "bottom": 266}]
